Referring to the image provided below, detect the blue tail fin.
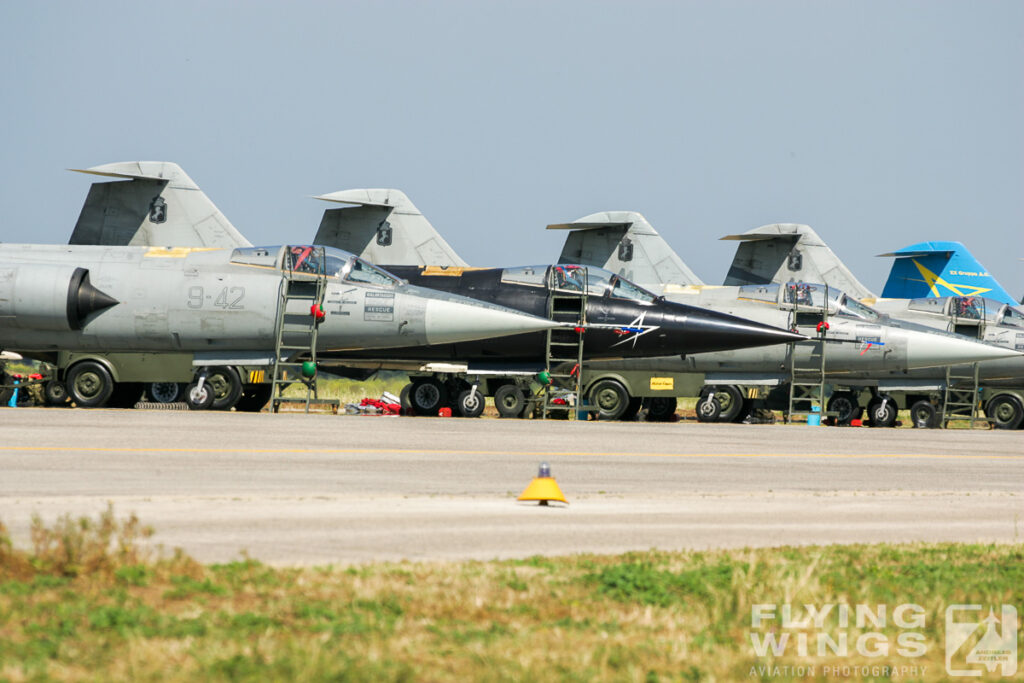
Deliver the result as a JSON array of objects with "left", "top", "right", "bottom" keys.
[{"left": 878, "top": 241, "right": 1016, "bottom": 305}]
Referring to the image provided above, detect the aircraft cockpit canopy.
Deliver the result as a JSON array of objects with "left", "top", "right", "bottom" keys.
[
  {"left": 229, "top": 245, "right": 401, "bottom": 287},
  {"left": 738, "top": 282, "right": 882, "bottom": 321},
  {"left": 908, "top": 296, "right": 1008, "bottom": 322},
  {"left": 997, "top": 305, "right": 1024, "bottom": 328},
  {"left": 502, "top": 265, "right": 657, "bottom": 304}
]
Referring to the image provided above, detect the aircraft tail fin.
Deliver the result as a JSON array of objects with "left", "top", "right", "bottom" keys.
[
  {"left": 547, "top": 211, "right": 703, "bottom": 290},
  {"left": 67, "top": 162, "right": 251, "bottom": 248},
  {"left": 313, "top": 189, "right": 467, "bottom": 267},
  {"left": 878, "top": 241, "right": 1016, "bottom": 304},
  {"left": 720, "top": 223, "right": 875, "bottom": 299}
]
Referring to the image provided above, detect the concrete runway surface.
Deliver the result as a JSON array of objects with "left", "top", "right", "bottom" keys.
[{"left": 1, "top": 408, "right": 1021, "bottom": 564}]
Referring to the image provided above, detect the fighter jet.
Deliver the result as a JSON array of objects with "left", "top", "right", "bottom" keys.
[
  {"left": 546, "top": 212, "right": 1020, "bottom": 422},
  {"left": 716, "top": 223, "right": 1024, "bottom": 428},
  {"left": 0, "top": 242, "right": 567, "bottom": 408},
  {"left": 308, "top": 189, "right": 815, "bottom": 415}
]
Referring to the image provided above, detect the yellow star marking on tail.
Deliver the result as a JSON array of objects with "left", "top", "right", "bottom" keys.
[{"left": 911, "top": 259, "right": 991, "bottom": 297}]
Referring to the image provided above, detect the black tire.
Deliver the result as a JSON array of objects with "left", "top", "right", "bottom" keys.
[
  {"left": 985, "top": 394, "right": 1024, "bottom": 430},
  {"left": 494, "top": 384, "right": 526, "bottom": 418},
  {"left": 66, "top": 361, "right": 115, "bottom": 408},
  {"left": 455, "top": 388, "right": 486, "bottom": 418},
  {"left": 185, "top": 381, "right": 215, "bottom": 410},
  {"left": 909, "top": 400, "right": 939, "bottom": 429},
  {"left": 148, "top": 381, "right": 183, "bottom": 404},
  {"left": 644, "top": 397, "right": 678, "bottom": 422},
  {"left": 234, "top": 384, "right": 272, "bottom": 413},
  {"left": 866, "top": 396, "right": 898, "bottom": 428},
  {"left": 44, "top": 380, "right": 69, "bottom": 406},
  {"left": 827, "top": 392, "right": 860, "bottom": 426},
  {"left": 696, "top": 393, "right": 721, "bottom": 422},
  {"left": 108, "top": 383, "right": 144, "bottom": 409},
  {"left": 588, "top": 379, "right": 630, "bottom": 421},
  {"left": 708, "top": 386, "right": 744, "bottom": 423},
  {"left": 619, "top": 397, "right": 643, "bottom": 422},
  {"left": 409, "top": 377, "right": 447, "bottom": 416},
  {"left": 204, "top": 367, "right": 243, "bottom": 411}
]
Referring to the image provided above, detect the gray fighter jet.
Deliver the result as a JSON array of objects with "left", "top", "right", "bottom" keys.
[
  {"left": 0, "top": 242, "right": 565, "bottom": 408},
  {"left": 307, "top": 194, "right": 1018, "bottom": 421},
  {"left": 716, "top": 223, "right": 1024, "bottom": 428}
]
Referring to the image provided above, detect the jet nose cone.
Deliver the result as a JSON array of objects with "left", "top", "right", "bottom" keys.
[
  {"left": 907, "top": 332, "right": 1024, "bottom": 368},
  {"left": 424, "top": 297, "right": 558, "bottom": 345},
  {"left": 673, "top": 308, "right": 806, "bottom": 354}
]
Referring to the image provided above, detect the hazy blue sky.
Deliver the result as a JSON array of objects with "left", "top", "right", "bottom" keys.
[{"left": 2, "top": 1, "right": 1021, "bottom": 296}]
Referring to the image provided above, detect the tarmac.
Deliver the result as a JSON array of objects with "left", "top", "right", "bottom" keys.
[{"left": 1, "top": 408, "right": 1021, "bottom": 564}]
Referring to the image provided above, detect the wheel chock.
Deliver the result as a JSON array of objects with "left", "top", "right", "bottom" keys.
[{"left": 517, "top": 462, "right": 568, "bottom": 506}]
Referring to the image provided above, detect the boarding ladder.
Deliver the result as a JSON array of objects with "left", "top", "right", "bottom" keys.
[
  {"left": 270, "top": 246, "right": 340, "bottom": 414},
  {"left": 941, "top": 297, "right": 986, "bottom": 427},
  {"left": 784, "top": 283, "right": 830, "bottom": 424},
  {"left": 541, "top": 266, "right": 588, "bottom": 420}
]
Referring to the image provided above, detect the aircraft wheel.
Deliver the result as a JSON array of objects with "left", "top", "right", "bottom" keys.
[
  {"left": 235, "top": 384, "right": 272, "bottom": 413},
  {"left": 185, "top": 381, "right": 215, "bottom": 410},
  {"left": 409, "top": 377, "right": 447, "bottom": 416},
  {"left": 455, "top": 388, "right": 486, "bottom": 418},
  {"left": 695, "top": 393, "right": 721, "bottom": 422},
  {"left": 588, "top": 379, "right": 630, "bottom": 421},
  {"left": 620, "top": 397, "right": 643, "bottom": 421},
  {"left": 827, "top": 392, "right": 860, "bottom": 426},
  {"left": 200, "top": 367, "right": 243, "bottom": 411},
  {"left": 644, "top": 397, "right": 677, "bottom": 422},
  {"left": 707, "top": 385, "right": 743, "bottom": 422},
  {"left": 44, "top": 379, "right": 69, "bottom": 406},
  {"left": 108, "top": 383, "right": 144, "bottom": 409},
  {"left": 149, "top": 381, "right": 183, "bottom": 404},
  {"left": 67, "top": 361, "right": 115, "bottom": 408},
  {"left": 494, "top": 384, "right": 526, "bottom": 418},
  {"left": 866, "top": 396, "right": 898, "bottom": 428},
  {"left": 985, "top": 394, "right": 1024, "bottom": 430},
  {"left": 908, "top": 400, "right": 939, "bottom": 429}
]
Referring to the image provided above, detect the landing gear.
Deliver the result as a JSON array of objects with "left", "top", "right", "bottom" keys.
[
  {"left": 985, "top": 394, "right": 1024, "bottom": 430},
  {"left": 702, "top": 386, "right": 744, "bottom": 423},
  {"left": 644, "top": 397, "right": 677, "bottom": 422},
  {"left": 66, "top": 361, "right": 115, "bottom": 408},
  {"left": 408, "top": 377, "right": 447, "bottom": 416},
  {"left": 866, "top": 394, "right": 898, "bottom": 428},
  {"left": 456, "top": 387, "right": 485, "bottom": 418},
  {"left": 185, "top": 377, "right": 215, "bottom": 410},
  {"left": 695, "top": 393, "right": 721, "bottom": 422},
  {"left": 827, "top": 392, "right": 861, "bottom": 426},
  {"left": 909, "top": 400, "right": 940, "bottom": 429},
  {"left": 619, "top": 397, "right": 643, "bottom": 422},
  {"left": 494, "top": 384, "right": 526, "bottom": 418}
]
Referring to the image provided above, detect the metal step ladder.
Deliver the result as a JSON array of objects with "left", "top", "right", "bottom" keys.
[
  {"left": 941, "top": 297, "right": 987, "bottom": 428},
  {"left": 783, "top": 283, "right": 829, "bottom": 424},
  {"left": 541, "top": 266, "right": 588, "bottom": 420},
  {"left": 942, "top": 363, "right": 983, "bottom": 427},
  {"left": 270, "top": 246, "right": 340, "bottom": 414}
]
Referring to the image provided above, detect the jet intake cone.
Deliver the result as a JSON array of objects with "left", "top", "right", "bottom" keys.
[{"left": 67, "top": 268, "right": 119, "bottom": 330}]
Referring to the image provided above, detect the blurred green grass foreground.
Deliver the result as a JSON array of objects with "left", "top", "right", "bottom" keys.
[{"left": 1, "top": 507, "right": 1021, "bottom": 681}]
